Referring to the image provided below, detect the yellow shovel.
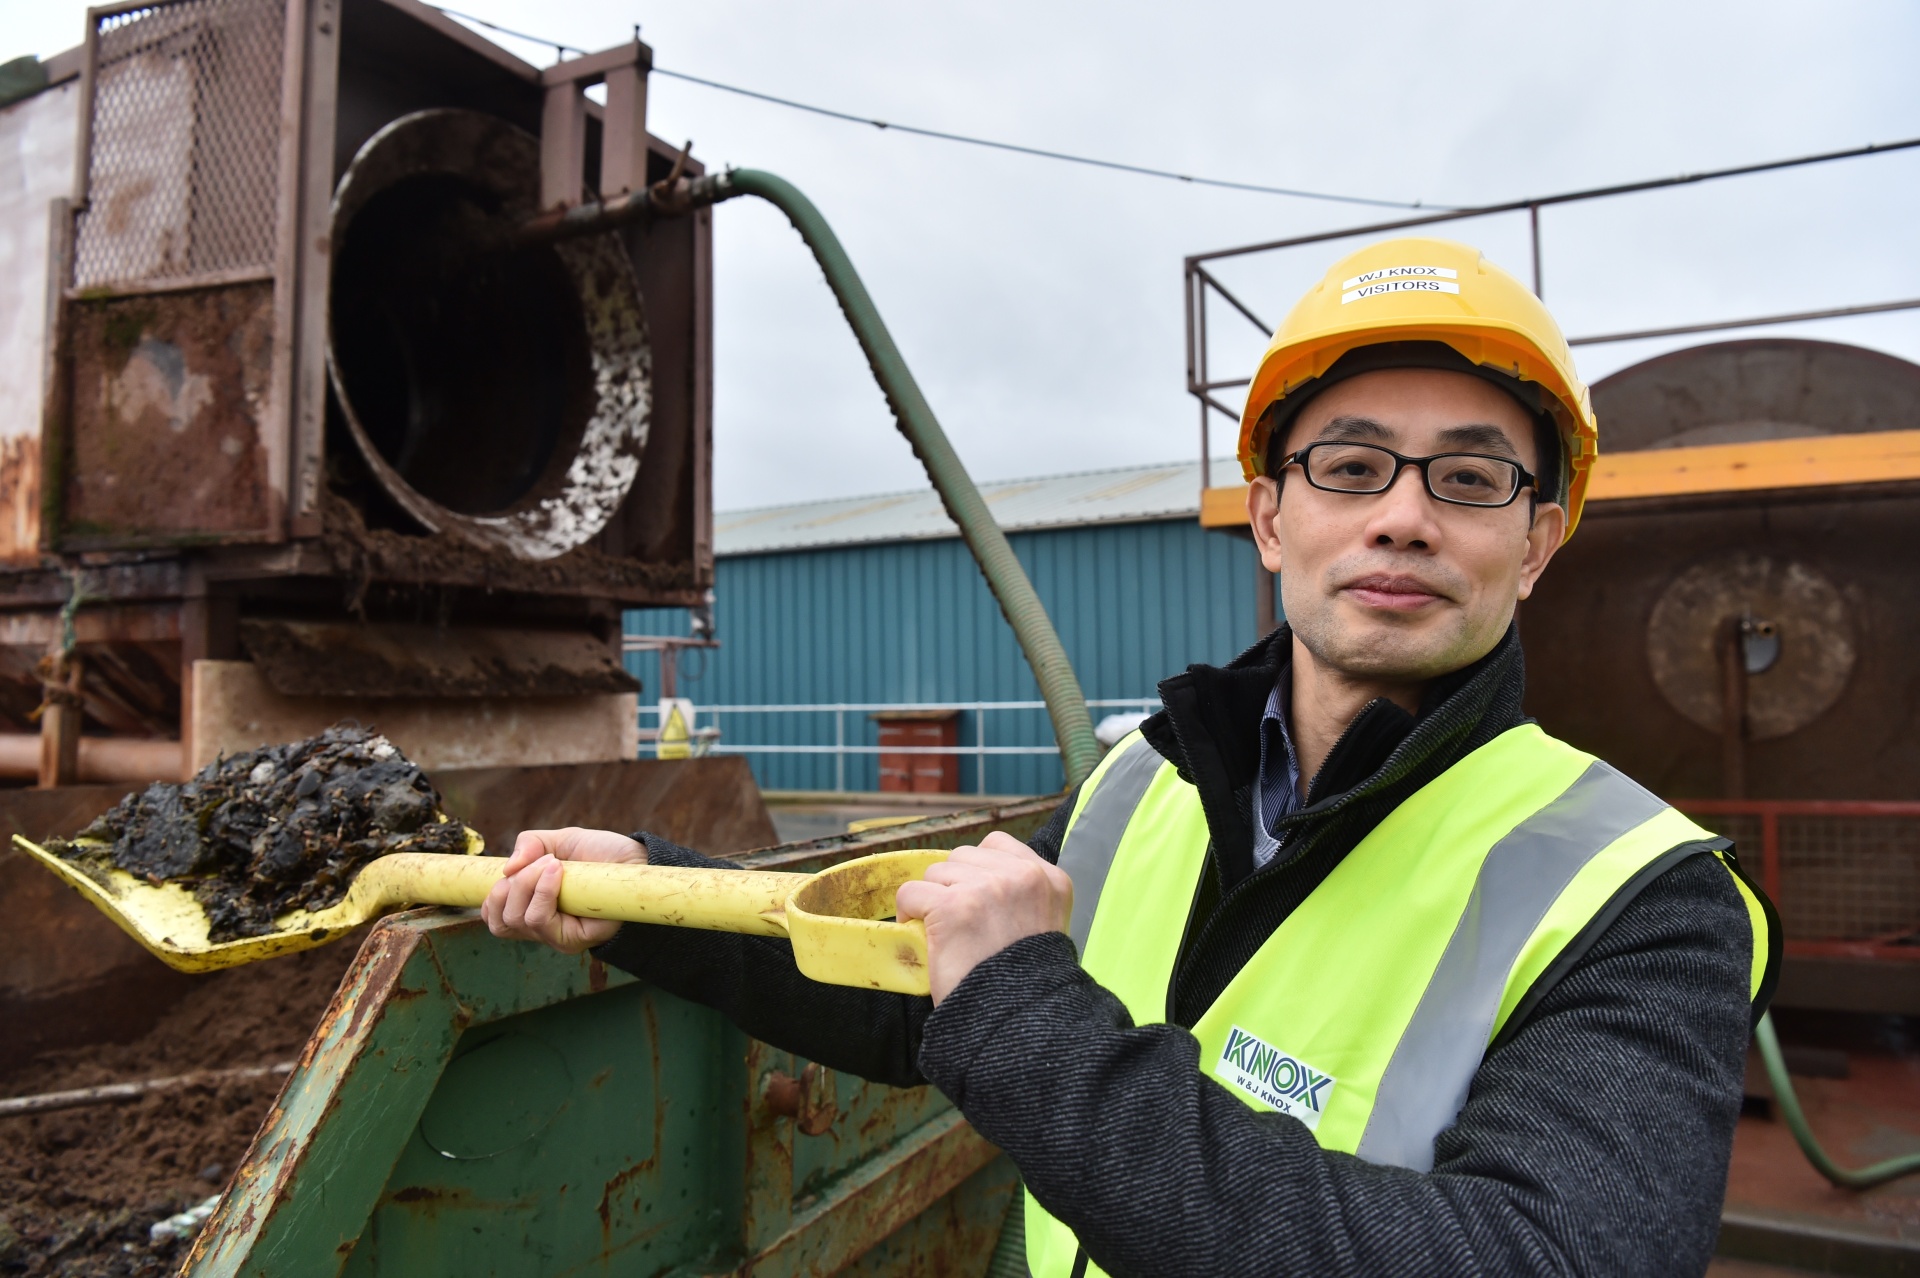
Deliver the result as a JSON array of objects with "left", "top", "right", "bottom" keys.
[{"left": 12, "top": 834, "right": 945, "bottom": 994}]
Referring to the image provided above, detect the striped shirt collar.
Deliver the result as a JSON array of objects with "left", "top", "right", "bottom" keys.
[{"left": 1252, "top": 676, "right": 1302, "bottom": 869}]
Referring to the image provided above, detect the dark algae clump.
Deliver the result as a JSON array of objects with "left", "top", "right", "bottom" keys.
[{"left": 53, "top": 725, "right": 467, "bottom": 941}]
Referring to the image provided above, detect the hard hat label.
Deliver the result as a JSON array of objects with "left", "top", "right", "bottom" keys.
[
  {"left": 1343, "top": 264, "right": 1459, "bottom": 289},
  {"left": 1343, "top": 278, "right": 1461, "bottom": 304},
  {"left": 1214, "top": 1024, "right": 1337, "bottom": 1130}
]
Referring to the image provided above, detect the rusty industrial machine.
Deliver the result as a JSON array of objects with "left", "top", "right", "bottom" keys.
[
  {"left": 0, "top": 2, "right": 1070, "bottom": 1271},
  {"left": 0, "top": 0, "right": 768, "bottom": 1066},
  {"left": 1521, "top": 336, "right": 1920, "bottom": 1015},
  {"left": 0, "top": 0, "right": 718, "bottom": 787}
]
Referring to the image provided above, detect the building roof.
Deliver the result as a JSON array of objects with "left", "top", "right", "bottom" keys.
[{"left": 715, "top": 457, "right": 1239, "bottom": 555}]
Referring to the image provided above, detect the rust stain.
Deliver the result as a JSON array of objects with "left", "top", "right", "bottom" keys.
[
  {"left": 0, "top": 436, "right": 41, "bottom": 562},
  {"left": 587, "top": 994, "right": 672, "bottom": 1248},
  {"left": 317, "top": 487, "right": 699, "bottom": 600},
  {"left": 763, "top": 1071, "right": 802, "bottom": 1121},
  {"left": 62, "top": 285, "right": 273, "bottom": 542},
  {"left": 746, "top": 1116, "right": 1003, "bottom": 1273},
  {"left": 856, "top": 1085, "right": 929, "bottom": 1144},
  {"left": 595, "top": 1157, "right": 656, "bottom": 1236},
  {"left": 388, "top": 1185, "right": 440, "bottom": 1204},
  {"left": 418, "top": 930, "right": 473, "bottom": 1028},
  {"left": 588, "top": 955, "right": 608, "bottom": 993},
  {"left": 338, "top": 926, "right": 423, "bottom": 1040}
]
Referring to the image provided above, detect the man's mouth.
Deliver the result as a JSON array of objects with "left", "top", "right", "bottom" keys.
[{"left": 1341, "top": 574, "right": 1446, "bottom": 612}]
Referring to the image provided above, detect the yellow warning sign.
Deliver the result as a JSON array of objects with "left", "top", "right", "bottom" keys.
[{"left": 657, "top": 699, "right": 693, "bottom": 760}]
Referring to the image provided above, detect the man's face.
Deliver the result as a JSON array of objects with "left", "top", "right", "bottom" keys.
[{"left": 1246, "top": 367, "right": 1566, "bottom": 683}]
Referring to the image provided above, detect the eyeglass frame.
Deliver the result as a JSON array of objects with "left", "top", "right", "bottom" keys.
[{"left": 1275, "top": 441, "right": 1539, "bottom": 510}]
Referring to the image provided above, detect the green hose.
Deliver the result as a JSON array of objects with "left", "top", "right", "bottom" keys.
[
  {"left": 706, "top": 169, "right": 1102, "bottom": 786},
  {"left": 1754, "top": 1011, "right": 1920, "bottom": 1189}
]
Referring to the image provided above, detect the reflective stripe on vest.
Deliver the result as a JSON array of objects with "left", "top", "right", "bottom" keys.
[
  {"left": 1026, "top": 725, "right": 1774, "bottom": 1278},
  {"left": 1354, "top": 758, "right": 1664, "bottom": 1165},
  {"left": 1057, "top": 735, "right": 1167, "bottom": 951}
]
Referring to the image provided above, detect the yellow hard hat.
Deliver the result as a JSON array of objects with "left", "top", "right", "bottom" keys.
[{"left": 1236, "top": 237, "right": 1598, "bottom": 537}]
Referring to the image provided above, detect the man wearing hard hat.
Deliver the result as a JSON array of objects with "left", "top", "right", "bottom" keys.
[{"left": 486, "top": 239, "right": 1779, "bottom": 1277}]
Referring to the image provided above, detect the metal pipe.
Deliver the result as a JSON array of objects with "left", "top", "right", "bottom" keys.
[
  {"left": 0, "top": 733, "right": 181, "bottom": 783},
  {"left": 724, "top": 169, "right": 1099, "bottom": 785},
  {"left": 1718, "top": 617, "right": 1747, "bottom": 799},
  {"left": 0, "top": 1062, "right": 294, "bottom": 1119},
  {"left": 1528, "top": 203, "right": 1543, "bottom": 298},
  {"left": 532, "top": 171, "right": 1101, "bottom": 785},
  {"left": 1186, "top": 135, "right": 1920, "bottom": 265},
  {"left": 1754, "top": 1013, "right": 1920, "bottom": 1189},
  {"left": 1567, "top": 295, "right": 1920, "bottom": 347}
]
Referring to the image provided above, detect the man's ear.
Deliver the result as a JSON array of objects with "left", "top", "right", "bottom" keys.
[
  {"left": 1247, "top": 477, "right": 1285, "bottom": 575},
  {"left": 1516, "top": 501, "right": 1566, "bottom": 601}
]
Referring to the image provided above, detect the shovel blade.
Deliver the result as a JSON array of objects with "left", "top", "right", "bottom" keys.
[{"left": 11, "top": 829, "right": 483, "bottom": 973}]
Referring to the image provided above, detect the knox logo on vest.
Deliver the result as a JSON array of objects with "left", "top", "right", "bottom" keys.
[{"left": 1214, "top": 1025, "right": 1337, "bottom": 1130}]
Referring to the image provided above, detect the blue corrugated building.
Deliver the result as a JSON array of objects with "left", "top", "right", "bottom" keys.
[{"left": 626, "top": 458, "right": 1266, "bottom": 794}]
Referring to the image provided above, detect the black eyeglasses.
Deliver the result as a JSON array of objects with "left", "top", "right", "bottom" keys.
[{"left": 1279, "top": 442, "right": 1536, "bottom": 509}]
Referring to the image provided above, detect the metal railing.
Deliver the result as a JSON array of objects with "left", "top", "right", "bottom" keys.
[
  {"left": 1183, "top": 136, "right": 1920, "bottom": 491},
  {"left": 1676, "top": 798, "right": 1920, "bottom": 963},
  {"left": 636, "top": 699, "right": 1157, "bottom": 794}
]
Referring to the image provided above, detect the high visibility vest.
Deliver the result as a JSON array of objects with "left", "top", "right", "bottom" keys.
[{"left": 1025, "top": 724, "right": 1776, "bottom": 1278}]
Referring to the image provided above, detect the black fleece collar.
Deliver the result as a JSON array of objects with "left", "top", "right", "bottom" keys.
[{"left": 1140, "top": 622, "right": 1526, "bottom": 887}]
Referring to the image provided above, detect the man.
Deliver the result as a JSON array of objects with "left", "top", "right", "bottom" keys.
[{"left": 485, "top": 238, "right": 1778, "bottom": 1277}]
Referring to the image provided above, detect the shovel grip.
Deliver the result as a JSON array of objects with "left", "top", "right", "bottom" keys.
[{"left": 364, "top": 854, "right": 803, "bottom": 937}]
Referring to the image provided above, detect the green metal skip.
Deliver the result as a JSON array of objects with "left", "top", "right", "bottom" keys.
[{"left": 179, "top": 804, "right": 1054, "bottom": 1276}]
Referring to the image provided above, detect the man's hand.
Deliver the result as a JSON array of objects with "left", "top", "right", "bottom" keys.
[
  {"left": 895, "top": 831, "right": 1073, "bottom": 1005},
  {"left": 481, "top": 827, "right": 647, "bottom": 954}
]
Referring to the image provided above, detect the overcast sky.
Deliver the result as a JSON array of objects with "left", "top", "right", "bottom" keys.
[{"left": 12, "top": 2, "right": 1920, "bottom": 511}]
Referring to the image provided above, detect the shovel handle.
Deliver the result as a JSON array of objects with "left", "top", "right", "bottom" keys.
[{"left": 362, "top": 854, "right": 805, "bottom": 937}]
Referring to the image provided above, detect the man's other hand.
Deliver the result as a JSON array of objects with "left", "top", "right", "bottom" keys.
[
  {"left": 895, "top": 831, "right": 1073, "bottom": 1005},
  {"left": 481, "top": 827, "right": 647, "bottom": 954}
]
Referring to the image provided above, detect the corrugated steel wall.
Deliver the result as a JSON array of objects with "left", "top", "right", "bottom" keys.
[{"left": 626, "top": 519, "right": 1264, "bottom": 794}]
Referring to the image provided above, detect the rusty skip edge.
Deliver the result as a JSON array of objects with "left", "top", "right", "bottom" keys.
[
  {"left": 179, "top": 921, "right": 475, "bottom": 1274},
  {"left": 739, "top": 1112, "right": 1002, "bottom": 1277},
  {"left": 737, "top": 796, "right": 1063, "bottom": 875}
]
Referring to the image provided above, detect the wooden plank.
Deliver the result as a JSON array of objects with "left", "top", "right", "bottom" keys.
[
  {"left": 1583, "top": 429, "right": 1920, "bottom": 500},
  {"left": 1199, "top": 483, "right": 1248, "bottom": 528}
]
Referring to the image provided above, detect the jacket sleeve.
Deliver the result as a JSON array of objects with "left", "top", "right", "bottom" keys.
[
  {"left": 915, "top": 851, "right": 1752, "bottom": 1278},
  {"left": 591, "top": 791, "right": 1080, "bottom": 1089}
]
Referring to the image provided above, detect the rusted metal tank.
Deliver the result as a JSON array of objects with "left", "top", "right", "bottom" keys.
[
  {"left": 1522, "top": 337, "right": 1920, "bottom": 1012},
  {"left": 0, "top": 0, "right": 751, "bottom": 1125},
  {"left": 0, "top": 0, "right": 713, "bottom": 790}
]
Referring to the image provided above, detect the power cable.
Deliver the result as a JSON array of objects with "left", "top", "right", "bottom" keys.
[
  {"left": 429, "top": 6, "right": 1443, "bottom": 211},
  {"left": 643, "top": 67, "right": 1444, "bottom": 211}
]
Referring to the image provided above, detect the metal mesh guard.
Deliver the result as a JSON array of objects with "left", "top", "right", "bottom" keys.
[
  {"left": 1778, "top": 815, "right": 1920, "bottom": 943},
  {"left": 72, "top": 0, "right": 286, "bottom": 290},
  {"left": 1695, "top": 811, "right": 1920, "bottom": 943}
]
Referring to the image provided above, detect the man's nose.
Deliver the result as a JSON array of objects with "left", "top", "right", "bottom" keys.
[{"left": 1363, "top": 463, "right": 1443, "bottom": 547}]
